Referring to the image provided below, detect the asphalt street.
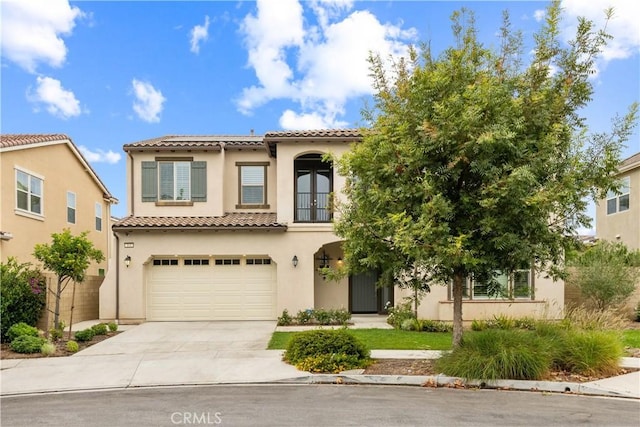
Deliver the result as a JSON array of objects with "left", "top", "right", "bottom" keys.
[{"left": 2, "top": 384, "right": 639, "bottom": 427}]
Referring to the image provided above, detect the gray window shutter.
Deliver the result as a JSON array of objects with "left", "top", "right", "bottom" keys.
[
  {"left": 191, "top": 161, "right": 207, "bottom": 202},
  {"left": 141, "top": 161, "right": 157, "bottom": 202}
]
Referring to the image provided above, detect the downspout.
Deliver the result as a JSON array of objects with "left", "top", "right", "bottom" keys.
[{"left": 114, "top": 230, "right": 120, "bottom": 322}]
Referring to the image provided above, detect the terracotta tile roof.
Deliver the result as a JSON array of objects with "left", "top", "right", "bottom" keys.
[
  {"left": 264, "top": 129, "right": 363, "bottom": 139},
  {"left": 123, "top": 135, "right": 265, "bottom": 152},
  {"left": 0, "top": 134, "right": 70, "bottom": 148},
  {"left": 112, "top": 213, "right": 286, "bottom": 230}
]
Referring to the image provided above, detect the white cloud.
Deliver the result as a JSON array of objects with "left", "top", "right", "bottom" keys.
[
  {"left": 561, "top": 0, "right": 640, "bottom": 62},
  {"left": 237, "top": 0, "right": 416, "bottom": 129},
  {"left": 131, "top": 79, "right": 166, "bottom": 123},
  {"left": 533, "top": 9, "right": 545, "bottom": 22},
  {"left": 27, "top": 76, "right": 82, "bottom": 119},
  {"left": 279, "top": 109, "right": 348, "bottom": 130},
  {"left": 1, "top": 0, "right": 83, "bottom": 73},
  {"left": 190, "top": 15, "right": 210, "bottom": 54},
  {"left": 78, "top": 145, "right": 121, "bottom": 164}
]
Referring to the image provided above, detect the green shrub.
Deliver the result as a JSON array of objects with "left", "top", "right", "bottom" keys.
[
  {"left": 556, "top": 330, "right": 624, "bottom": 376},
  {"left": 471, "top": 319, "right": 487, "bottom": 331},
  {"left": 331, "top": 308, "right": 351, "bottom": 325},
  {"left": 10, "top": 335, "right": 46, "bottom": 354},
  {"left": 486, "top": 314, "right": 516, "bottom": 330},
  {"left": 74, "top": 328, "right": 95, "bottom": 342},
  {"left": 66, "top": 340, "right": 79, "bottom": 353},
  {"left": 284, "top": 329, "right": 370, "bottom": 372},
  {"left": 313, "top": 309, "right": 332, "bottom": 325},
  {"left": 419, "top": 320, "right": 453, "bottom": 332},
  {"left": 636, "top": 302, "right": 640, "bottom": 322},
  {"left": 7, "top": 322, "right": 40, "bottom": 342},
  {"left": 90, "top": 323, "right": 108, "bottom": 335},
  {"left": 108, "top": 322, "right": 118, "bottom": 332},
  {"left": 0, "top": 258, "right": 46, "bottom": 341},
  {"left": 277, "top": 309, "right": 293, "bottom": 326},
  {"left": 295, "top": 309, "right": 313, "bottom": 325},
  {"left": 401, "top": 318, "right": 417, "bottom": 331},
  {"left": 386, "top": 301, "right": 415, "bottom": 329},
  {"left": 296, "top": 353, "right": 371, "bottom": 373},
  {"left": 514, "top": 317, "right": 537, "bottom": 330},
  {"left": 436, "top": 329, "right": 552, "bottom": 381},
  {"left": 40, "top": 341, "right": 57, "bottom": 356}
]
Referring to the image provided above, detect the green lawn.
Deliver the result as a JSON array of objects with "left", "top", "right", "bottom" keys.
[
  {"left": 267, "top": 329, "right": 453, "bottom": 350},
  {"left": 623, "top": 329, "right": 640, "bottom": 348}
]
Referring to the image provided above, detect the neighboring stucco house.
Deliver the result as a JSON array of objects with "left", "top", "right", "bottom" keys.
[
  {"left": 596, "top": 152, "right": 640, "bottom": 249},
  {"left": 0, "top": 134, "right": 117, "bottom": 324},
  {"left": 101, "top": 130, "right": 563, "bottom": 324},
  {"left": 594, "top": 151, "right": 640, "bottom": 314}
]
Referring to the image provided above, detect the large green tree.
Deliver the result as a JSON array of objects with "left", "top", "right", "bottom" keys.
[
  {"left": 34, "top": 229, "right": 104, "bottom": 331},
  {"left": 335, "top": 2, "right": 638, "bottom": 346}
]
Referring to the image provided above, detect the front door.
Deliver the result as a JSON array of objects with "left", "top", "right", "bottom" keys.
[{"left": 350, "top": 271, "right": 378, "bottom": 313}]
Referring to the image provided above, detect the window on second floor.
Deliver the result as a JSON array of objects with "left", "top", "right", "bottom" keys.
[
  {"left": 95, "top": 203, "right": 103, "bottom": 231},
  {"left": 294, "top": 154, "right": 333, "bottom": 223},
  {"left": 236, "top": 162, "right": 269, "bottom": 208},
  {"left": 16, "top": 169, "right": 43, "bottom": 215},
  {"left": 141, "top": 159, "right": 206, "bottom": 204},
  {"left": 606, "top": 176, "right": 630, "bottom": 215},
  {"left": 67, "top": 192, "right": 76, "bottom": 224}
]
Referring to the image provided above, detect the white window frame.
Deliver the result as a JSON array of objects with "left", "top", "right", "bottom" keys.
[
  {"left": 67, "top": 191, "right": 76, "bottom": 224},
  {"left": 159, "top": 161, "right": 191, "bottom": 201},
  {"left": 95, "top": 202, "right": 103, "bottom": 231},
  {"left": 15, "top": 167, "right": 44, "bottom": 217},
  {"left": 606, "top": 176, "right": 630, "bottom": 215}
]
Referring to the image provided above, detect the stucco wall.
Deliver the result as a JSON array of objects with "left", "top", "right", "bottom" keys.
[
  {"left": 1, "top": 143, "right": 110, "bottom": 276},
  {"left": 394, "top": 271, "right": 564, "bottom": 321},
  {"left": 596, "top": 167, "right": 639, "bottom": 250}
]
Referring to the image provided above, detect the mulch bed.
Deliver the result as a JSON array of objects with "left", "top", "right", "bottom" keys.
[
  {"left": 363, "top": 357, "right": 639, "bottom": 382},
  {"left": 1, "top": 332, "right": 120, "bottom": 359}
]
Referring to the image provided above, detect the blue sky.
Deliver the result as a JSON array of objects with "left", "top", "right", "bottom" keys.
[{"left": 2, "top": 0, "right": 639, "bottom": 226}]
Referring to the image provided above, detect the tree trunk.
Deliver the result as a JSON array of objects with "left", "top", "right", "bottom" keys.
[
  {"left": 68, "top": 280, "right": 77, "bottom": 340},
  {"left": 452, "top": 271, "right": 464, "bottom": 347},
  {"left": 54, "top": 278, "right": 63, "bottom": 330}
]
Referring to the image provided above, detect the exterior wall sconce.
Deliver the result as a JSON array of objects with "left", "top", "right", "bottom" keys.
[
  {"left": 337, "top": 257, "right": 343, "bottom": 266},
  {"left": 124, "top": 255, "right": 131, "bottom": 268},
  {"left": 292, "top": 255, "right": 298, "bottom": 267}
]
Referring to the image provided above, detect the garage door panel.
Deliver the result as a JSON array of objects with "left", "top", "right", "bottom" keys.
[{"left": 147, "top": 259, "right": 276, "bottom": 321}]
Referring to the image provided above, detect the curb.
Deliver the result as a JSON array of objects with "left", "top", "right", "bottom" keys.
[{"left": 276, "top": 374, "right": 640, "bottom": 399}]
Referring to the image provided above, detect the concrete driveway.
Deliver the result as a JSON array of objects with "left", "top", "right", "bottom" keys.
[
  {"left": 76, "top": 321, "right": 277, "bottom": 356},
  {"left": 1, "top": 321, "right": 306, "bottom": 395}
]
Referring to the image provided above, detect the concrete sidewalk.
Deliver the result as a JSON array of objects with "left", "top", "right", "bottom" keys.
[{"left": 1, "top": 318, "right": 638, "bottom": 399}]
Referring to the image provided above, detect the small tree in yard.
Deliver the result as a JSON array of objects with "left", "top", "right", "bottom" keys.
[
  {"left": 335, "top": 2, "right": 638, "bottom": 347},
  {"left": 567, "top": 241, "right": 640, "bottom": 311},
  {"left": 33, "top": 229, "right": 104, "bottom": 334}
]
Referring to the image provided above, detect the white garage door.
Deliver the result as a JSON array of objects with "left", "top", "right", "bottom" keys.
[{"left": 147, "top": 257, "right": 276, "bottom": 320}]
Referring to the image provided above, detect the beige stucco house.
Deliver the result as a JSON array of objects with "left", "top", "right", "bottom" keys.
[
  {"left": 1, "top": 134, "right": 117, "bottom": 324},
  {"left": 596, "top": 152, "right": 640, "bottom": 249},
  {"left": 101, "top": 130, "right": 563, "bottom": 324}
]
